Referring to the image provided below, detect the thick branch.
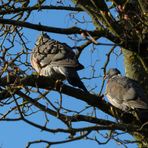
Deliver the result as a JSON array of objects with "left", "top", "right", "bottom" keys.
[
  {"left": 0, "top": 18, "right": 142, "bottom": 54},
  {"left": 0, "top": 74, "right": 138, "bottom": 123},
  {"left": 22, "top": 117, "right": 148, "bottom": 134},
  {"left": 0, "top": 18, "right": 103, "bottom": 36},
  {"left": 0, "top": 5, "right": 82, "bottom": 15}
]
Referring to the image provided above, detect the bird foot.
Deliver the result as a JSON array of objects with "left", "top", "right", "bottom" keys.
[
  {"left": 54, "top": 80, "right": 63, "bottom": 92},
  {"left": 100, "top": 94, "right": 104, "bottom": 99}
]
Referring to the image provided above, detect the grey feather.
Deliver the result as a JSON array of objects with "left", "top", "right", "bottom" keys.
[
  {"left": 105, "top": 68, "right": 148, "bottom": 111},
  {"left": 31, "top": 33, "right": 88, "bottom": 92}
]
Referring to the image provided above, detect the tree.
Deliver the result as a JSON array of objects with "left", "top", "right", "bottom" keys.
[{"left": 0, "top": 0, "right": 147, "bottom": 147}]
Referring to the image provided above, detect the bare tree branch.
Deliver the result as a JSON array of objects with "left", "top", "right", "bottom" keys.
[{"left": 0, "top": 5, "right": 82, "bottom": 15}]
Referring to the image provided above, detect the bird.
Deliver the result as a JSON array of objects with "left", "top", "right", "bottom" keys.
[
  {"left": 105, "top": 68, "right": 148, "bottom": 112},
  {"left": 30, "top": 33, "right": 88, "bottom": 92}
]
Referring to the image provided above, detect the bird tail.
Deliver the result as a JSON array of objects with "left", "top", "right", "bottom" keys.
[
  {"left": 67, "top": 71, "right": 88, "bottom": 93},
  {"left": 135, "top": 109, "right": 148, "bottom": 123}
]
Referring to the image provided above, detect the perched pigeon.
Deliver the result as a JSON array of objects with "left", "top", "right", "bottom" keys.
[
  {"left": 105, "top": 68, "right": 148, "bottom": 112},
  {"left": 30, "top": 33, "right": 88, "bottom": 92}
]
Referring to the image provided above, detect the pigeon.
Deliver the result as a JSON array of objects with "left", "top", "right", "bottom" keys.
[
  {"left": 30, "top": 33, "right": 88, "bottom": 92},
  {"left": 105, "top": 68, "right": 148, "bottom": 112}
]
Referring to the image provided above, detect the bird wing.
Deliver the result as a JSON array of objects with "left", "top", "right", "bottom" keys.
[
  {"left": 31, "top": 34, "right": 84, "bottom": 71},
  {"left": 36, "top": 34, "right": 76, "bottom": 61},
  {"left": 122, "top": 77, "right": 148, "bottom": 109},
  {"left": 106, "top": 77, "right": 125, "bottom": 104}
]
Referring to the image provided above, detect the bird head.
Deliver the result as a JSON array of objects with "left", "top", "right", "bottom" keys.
[
  {"left": 36, "top": 33, "right": 50, "bottom": 46},
  {"left": 104, "top": 68, "right": 121, "bottom": 79}
]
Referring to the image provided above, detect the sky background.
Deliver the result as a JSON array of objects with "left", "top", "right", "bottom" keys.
[{"left": 0, "top": 1, "right": 137, "bottom": 148}]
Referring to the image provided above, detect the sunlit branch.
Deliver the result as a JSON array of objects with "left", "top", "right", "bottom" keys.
[
  {"left": 0, "top": 118, "right": 22, "bottom": 121},
  {"left": 99, "top": 46, "right": 116, "bottom": 95},
  {"left": 0, "top": 74, "right": 138, "bottom": 123},
  {"left": 26, "top": 131, "right": 90, "bottom": 148},
  {"left": 15, "top": 90, "right": 117, "bottom": 126},
  {"left": 0, "top": 18, "right": 103, "bottom": 36},
  {"left": 23, "top": 116, "right": 138, "bottom": 134}
]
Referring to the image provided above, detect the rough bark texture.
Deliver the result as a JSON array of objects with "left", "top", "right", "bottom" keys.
[
  {"left": 0, "top": 0, "right": 147, "bottom": 147},
  {"left": 122, "top": 48, "right": 148, "bottom": 148},
  {"left": 122, "top": 49, "right": 148, "bottom": 96},
  {"left": 72, "top": 0, "right": 148, "bottom": 147}
]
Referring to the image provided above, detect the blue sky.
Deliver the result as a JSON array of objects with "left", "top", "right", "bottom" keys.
[{"left": 0, "top": 1, "right": 137, "bottom": 148}]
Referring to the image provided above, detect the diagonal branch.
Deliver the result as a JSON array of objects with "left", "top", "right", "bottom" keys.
[
  {"left": 26, "top": 131, "right": 90, "bottom": 148},
  {"left": 0, "top": 18, "right": 103, "bottom": 36},
  {"left": 0, "top": 5, "right": 82, "bottom": 15},
  {"left": 0, "top": 74, "right": 138, "bottom": 123}
]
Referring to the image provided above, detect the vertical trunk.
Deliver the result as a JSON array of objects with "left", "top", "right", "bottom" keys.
[
  {"left": 72, "top": 1, "right": 148, "bottom": 147},
  {"left": 122, "top": 48, "right": 148, "bottom": 96},
  {"left": 122, "top": 48, "right": 148, "bottom": 148}
]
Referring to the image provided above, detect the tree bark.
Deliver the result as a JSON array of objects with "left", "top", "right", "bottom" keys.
[
  {"left": 122, "top": 48, "right": 148, "bottom": 96},
  {"left": 72, "top": 1, "right": 148, "bottom": 147}
]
